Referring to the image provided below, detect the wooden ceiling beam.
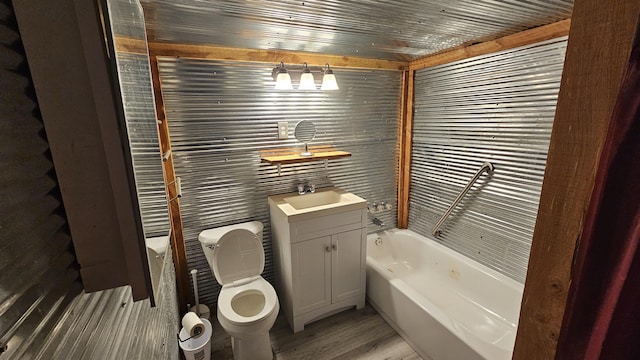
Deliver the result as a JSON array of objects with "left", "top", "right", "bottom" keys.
[
  {"left": 147, "top": 42, "right": 408, "bottom": 71},
  {"left": 409, "top": 18, "right": 571, "bottom": 70},
  {"left": 115, "top": 19, "right": 571, "bottom": 73}
]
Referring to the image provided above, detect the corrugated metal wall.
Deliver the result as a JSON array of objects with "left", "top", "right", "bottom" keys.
[
  {"left": 109, "top": 0, "right": 171, "bottom": 238},
  {"left": 0, "top": 1, "right": 82, "bottom": 358},
  {"left": 32, "top": 253, "right": 179, "bottom": 360},
  {"left": 116, "top": 52, "right": 171, "bottom": 238},
  {"left": 158, "top": 58, "right": 402, "bottom": 305},
  {"left": 408, "top": 37, "right": 568, "bottom": 283}
]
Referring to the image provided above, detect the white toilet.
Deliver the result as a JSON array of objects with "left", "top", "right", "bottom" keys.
[{"left": 199, "top": 221, "right": 279, "bottom": 360}]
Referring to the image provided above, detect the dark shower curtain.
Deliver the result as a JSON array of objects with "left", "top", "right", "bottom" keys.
[{"left": 556, "top": 22, "right": 640, "bottom": 360}]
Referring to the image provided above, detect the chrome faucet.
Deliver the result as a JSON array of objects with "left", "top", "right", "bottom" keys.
[
  {"left": 297, "top": 181, "right": 316, "bottom": 195},
  {"left": 372, "top": 217, "right": 385, "bottom": 228}
]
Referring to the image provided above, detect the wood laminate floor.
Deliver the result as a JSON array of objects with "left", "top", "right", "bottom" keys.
[{"left": 210, "top": 302, "right": 422, "bottom": 360}]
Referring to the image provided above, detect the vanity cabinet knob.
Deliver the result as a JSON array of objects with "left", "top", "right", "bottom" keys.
[
  {"left": 325, "top": 246, "right": 331, "bottom": 253},
  {"left": 332, "top": 244, "right": 337, "bottom": 251}
]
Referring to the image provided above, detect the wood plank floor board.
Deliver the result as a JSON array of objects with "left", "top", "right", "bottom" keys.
[
  {"left": 332, "top": 332, "right": 422, "bottom": 360},
  {"left": 271, "top": 304, "right": 390, "bottom": 353},
  {"left": 208, "top": 302, "right": 422, "bottom": 360},
  {"left": 273, "top": 307, "right": 395, "bottom": 359}
]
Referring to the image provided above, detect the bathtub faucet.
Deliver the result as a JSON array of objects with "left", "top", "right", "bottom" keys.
[
  {"left": 297, "top": 181, "right": 316, "bottom": 195},
  {"left": 372, "top": 217, "right": 385, "bottom": 228}
]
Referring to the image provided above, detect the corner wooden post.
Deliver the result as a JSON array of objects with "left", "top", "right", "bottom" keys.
[
  {"left": 513, "top": 1, "right": 640, "bottom": 359},
  {"left": 149, "top": 55, "right": 192, "bottom": 311},
  {"left": 397, "top": 70, "right": 414, "bottom": 229}
]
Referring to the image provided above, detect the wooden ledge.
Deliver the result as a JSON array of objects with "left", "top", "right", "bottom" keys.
[{"left": 260, "top": 145, "right": 351, "bottom": 165}]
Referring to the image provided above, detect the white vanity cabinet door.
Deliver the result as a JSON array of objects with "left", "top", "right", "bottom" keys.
[
  {"left": 291, "top": 235, "right": 332, "bottom": 315},
  {"left": 331, "top": 229, "right": 366, "bottom": 303}
]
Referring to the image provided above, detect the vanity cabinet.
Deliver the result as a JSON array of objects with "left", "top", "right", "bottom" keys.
[{"left": 269, "top": 189, "right": 367, "bottom": 333}]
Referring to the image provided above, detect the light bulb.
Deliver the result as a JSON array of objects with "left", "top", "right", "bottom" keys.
[
  {"left": 321, "top": 73, "right": 339, "bottom": 90},
  {"left": 275, "top": 72, "right": 293, "bottom": 90},
  {"left": 298, "top": 72, "right": 316, "bottom": 90}
]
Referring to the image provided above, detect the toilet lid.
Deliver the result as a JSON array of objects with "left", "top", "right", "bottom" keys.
[{"left": 211, "top": 228, "right": 265, "bottom": 285}]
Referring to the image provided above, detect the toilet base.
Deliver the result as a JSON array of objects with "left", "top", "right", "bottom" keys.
[{"left": 231, "top": 333, "right": 273, "bottom": 360}]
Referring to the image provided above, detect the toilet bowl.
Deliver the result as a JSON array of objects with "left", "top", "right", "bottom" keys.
[{"left": 199, "top": 221, "right": 279, "bottom": 360}]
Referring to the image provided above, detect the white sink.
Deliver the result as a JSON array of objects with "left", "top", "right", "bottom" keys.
[
  {"left": 283, "top": 190, "right": 343, "bottom": 210},
  {"left": 269, "top": 187, "right": 366, "bottom": 221}
]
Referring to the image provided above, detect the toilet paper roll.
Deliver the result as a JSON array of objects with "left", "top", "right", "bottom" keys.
[{"left": 181, "top": 312, "right": 205, "bottom": 339}]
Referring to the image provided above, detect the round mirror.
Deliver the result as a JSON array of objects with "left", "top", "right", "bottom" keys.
[
  {"left": 294, "top": 120, "right": 316, "bottom": 156},
  {"left": 294, "top": 120, "right": 316, "bottom": 143}
]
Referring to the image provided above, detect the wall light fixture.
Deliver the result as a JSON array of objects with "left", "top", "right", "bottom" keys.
[
  {"left": 298, "top": 62, "right": 316, "bottom": 90},
  {"left": 321, "top": 64, "right": 339, "bottom": 90},
  {"left": 273, "top": 61, "right": 293, "bottom": 90},
  {"left": 271, "top": 62, "right": 339, "bottom": 91}
]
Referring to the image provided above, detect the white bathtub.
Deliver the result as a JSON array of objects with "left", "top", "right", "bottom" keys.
[{"left": 366, "top": 229, "right": 524, "bottom": 360}]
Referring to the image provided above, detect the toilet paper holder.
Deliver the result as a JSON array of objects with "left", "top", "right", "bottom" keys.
[
  {"left": 177, "top": 327, "right": 203, "bottom": 343},
  {"left": 178, "top": 311, "right": 205, "bottom": 343}
]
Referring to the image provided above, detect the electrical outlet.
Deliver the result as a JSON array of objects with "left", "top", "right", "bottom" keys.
[{"left": 277, "top": 122, "right": 288, "bottom": 139}]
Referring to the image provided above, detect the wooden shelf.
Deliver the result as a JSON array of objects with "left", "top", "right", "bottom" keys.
[{"left": 260, "top": 145, "right": 351, "bottom": 165}]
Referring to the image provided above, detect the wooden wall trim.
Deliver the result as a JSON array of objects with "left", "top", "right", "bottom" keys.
[
  {"left": 149, "top": 56, "right": 191, "bottom": 311},
  {"left": 513, "top": 1, "right": 640, "bottom": 359},
  {"left": 114, "top": 36, "right": 147, "bottom": 55},
  {"left": 129, "top": 19, "right": 570, "bottom": 73},
  {"left": 410, "top": 19, "right": 571, "bottom": 70},
  {"left": 147, "top": 41, "right": 408, "bottom": 70},
  {"left": 397, "top": 70, "right": 414, "bottom": 229}
]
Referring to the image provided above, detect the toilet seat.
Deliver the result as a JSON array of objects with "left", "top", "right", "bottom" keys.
[
  {"left": 206, "top": 228, "right": 265, "bottom": 285},
  {"left": 218, "top": 276, "right": 278, "bottom": 326}
]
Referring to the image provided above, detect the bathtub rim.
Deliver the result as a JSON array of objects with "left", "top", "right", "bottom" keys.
[{"left": 367, "top": 228, "right": 524, "bottom": 294}]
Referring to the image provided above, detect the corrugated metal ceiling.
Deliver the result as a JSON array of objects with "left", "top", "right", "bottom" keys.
[{"left": 141, "top": 0, "right": 572, "bottom": 61}]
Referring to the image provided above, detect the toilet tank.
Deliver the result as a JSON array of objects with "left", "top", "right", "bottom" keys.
[{"left": 198, "top": 221, "right": 264, "bottom": 269}]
